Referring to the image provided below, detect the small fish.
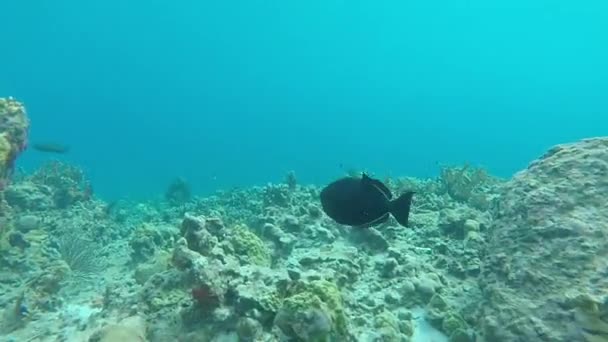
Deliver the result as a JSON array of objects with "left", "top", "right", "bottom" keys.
[
  {"left": 320, "top": 174, "right": 415, "bottom": 228},
  {"left": 18, "top": 303, "right": 29, "bottom": 317},
  {"left": 31, "top": 142, "right": 70, "bottom": 154}
]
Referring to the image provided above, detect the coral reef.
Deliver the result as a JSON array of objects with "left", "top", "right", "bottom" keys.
[
  {"left": 5, "top": 161, "right": 93, "bottom": 211},
  {"left": 3, "top": 136, "right": 607, "bottom": 341},
  {"left": 479, "top": 137, "right": 608, "bottom": 341},
  {"left": 275, "top": 279, "right": 348, "bottom": 341},
  {"left": 229, "top": 224, "right": 272, "bottom": 266},
  {"left": 0, "top": 162, "right": 488, "bottom": 341},
  {"left": 0, "top": 98, "right": 29, "bottom": 192}
]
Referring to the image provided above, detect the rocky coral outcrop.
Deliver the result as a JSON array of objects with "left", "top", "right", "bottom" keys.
[
  {"left": 0, "top": 97, "right": 29, "bottom": 193},
  {"left": 479, "top": 137, "right": 608, "bottom": 341}
]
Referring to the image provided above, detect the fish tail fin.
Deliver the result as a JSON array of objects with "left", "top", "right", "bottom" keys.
[{"left": 389, "top": 191, "right": 415, "bottom": 227}]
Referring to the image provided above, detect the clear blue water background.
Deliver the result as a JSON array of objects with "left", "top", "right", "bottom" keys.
[{"left": 1, "top": 0, "right": 606, "bottom": 200}]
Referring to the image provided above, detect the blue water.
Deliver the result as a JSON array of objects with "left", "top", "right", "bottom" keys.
[{"left": 1, "top": 0, "right": 606, "bottom": 200}]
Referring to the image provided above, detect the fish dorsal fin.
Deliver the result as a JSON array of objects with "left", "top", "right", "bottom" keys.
[{"left": 361, "top": 174, "right": 392, "bottom": 200}]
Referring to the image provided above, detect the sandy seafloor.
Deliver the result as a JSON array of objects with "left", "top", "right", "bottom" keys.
[{"left": 2, "top": 136, "right": 608, "bottom": 342}]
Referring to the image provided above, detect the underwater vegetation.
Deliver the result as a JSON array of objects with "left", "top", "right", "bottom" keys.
[
  {"left": 437, "top": 163, "right": 501, "bottom": 210},
  {"left": 53, "top": 232, "right": 105, "bottom": 281},
  {"left": 0, "top": 99, "right": 606, "bottom": 342}
]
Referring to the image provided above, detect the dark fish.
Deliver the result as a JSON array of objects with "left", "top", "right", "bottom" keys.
[
  {"left": 32, "top": 143, "right": 70, "bottom": 154},
  {"left": 320, "top": 174, "right": 414, "bottom": 228}
]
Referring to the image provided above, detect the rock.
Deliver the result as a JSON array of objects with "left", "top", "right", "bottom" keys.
[
  {"left": 399, "top": 280, "right": 416, "bottom": 296},
  {"left": 134, "top": 251, "right": 170, "bottom": 285},
  {"left": 480, "top": 137, "right": 608, "bottom": 342},
  {"left": 384, "top": 290, "right": 401, "bottom": 305},
  {"left": 275, "top": 307, "right": 332, "bottom": 341},
  {"left": 439, "top": 208, "right": 484, "bottom": 240},
  {"left": 14, "top": 214, "right": 39, "bottom": 233},
  {"left": 351, "top": 228, "right": 389, "bottom": 251},
  {"left": 463, "top": 219, "right": 480, "bottom": 233},
  {"left": 274, "top": 279, "right": 349, "bottom": 340},
  {"left": 88, "top": 315, "right": 147, "bottom": 342},
  {"left": 378, "top": 257, "right": 399, "bottom": 278},
  {"left": 287, "top": 268, "right": 301, "bottom": 281},
  {"left": 374, "top": 310, "right": 407, "bottom": 340},
  {"left": 4, "top": 182, "right": 54, "bottom": 211},
  {"left": 415, "top": 274, "right": 439, "bottom": 300},
  {"left": 8, "top": 231, "right": 29, "bottom": 249},
  {"left": 233, "top": 280, "right": 281, "bottom": 325},
  {"left": 236, "top": 317, "right": 262, "bottom": 341},
  {"left": 180, "top": 214, "right": 219, "bottom": 256}
]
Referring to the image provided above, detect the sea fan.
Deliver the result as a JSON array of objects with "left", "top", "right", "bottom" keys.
[{"left": 54, "top": 233, "right": 104, "bottom": 281}]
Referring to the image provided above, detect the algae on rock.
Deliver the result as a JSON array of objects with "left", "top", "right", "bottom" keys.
[
  {"left": 229, "top": 224, "right": 272, "bottom": 266},
  {"left": 438, "top": 163, "right": 499, "bottom": 209},
  {"left": 275, "top": 279, "right": 349, "bottom": 341}
]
